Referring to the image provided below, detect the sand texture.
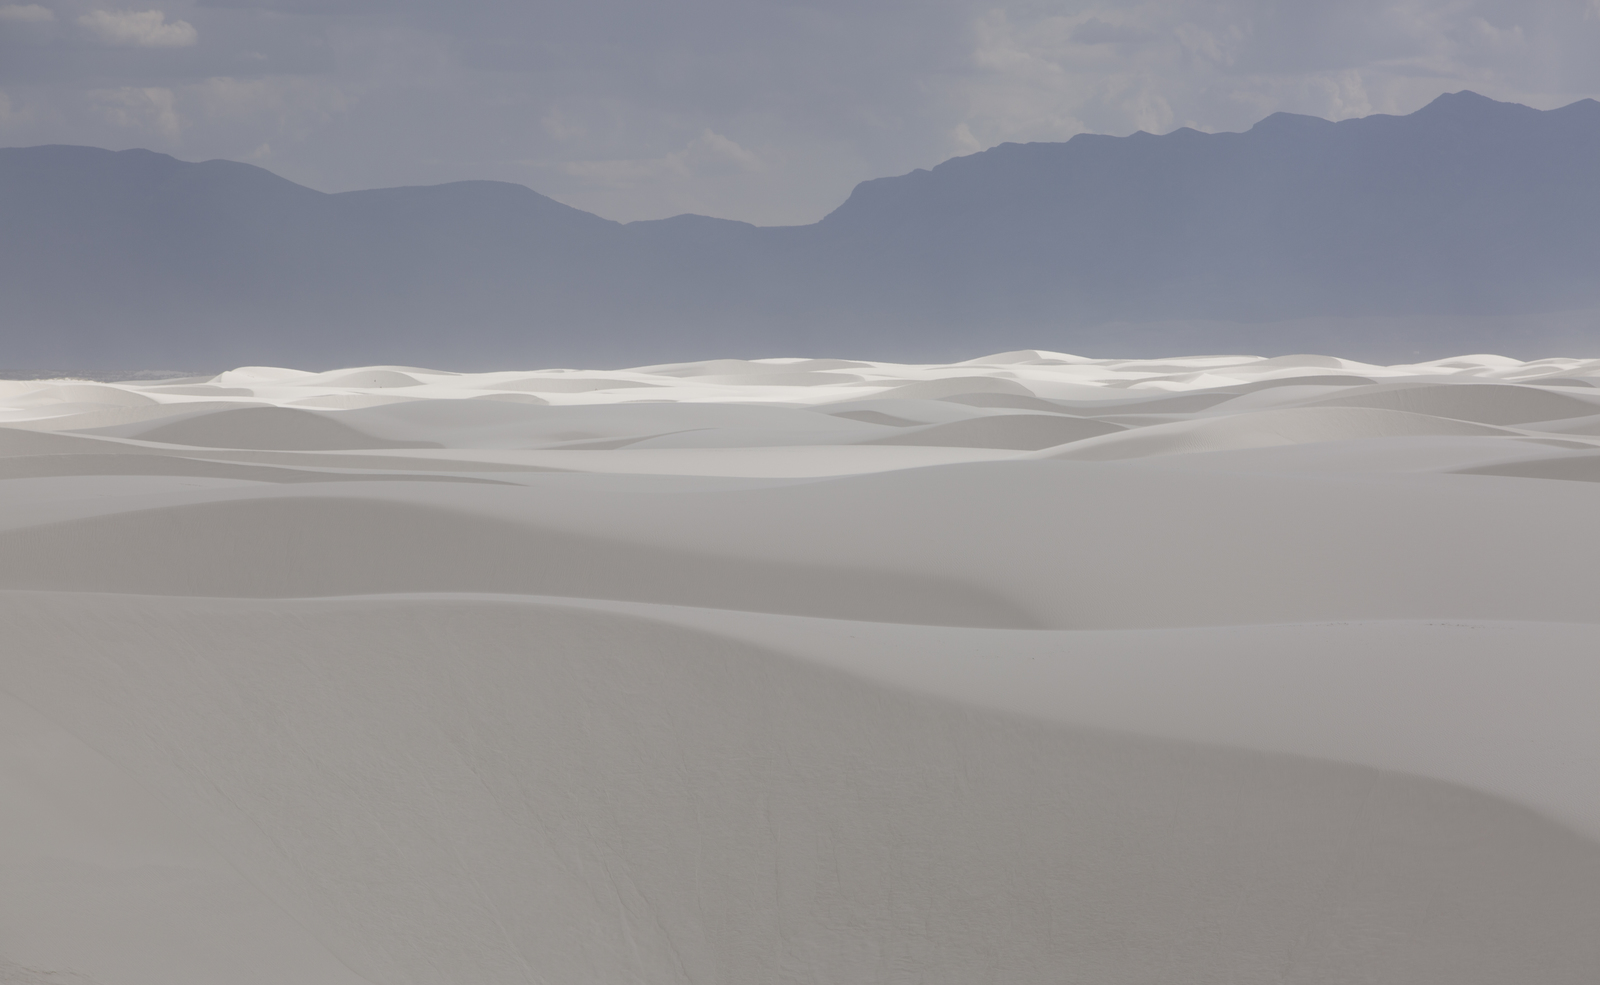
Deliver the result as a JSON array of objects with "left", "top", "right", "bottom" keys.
[{"left": 2, "top": 350, "right": 1599, "bottom": 984}]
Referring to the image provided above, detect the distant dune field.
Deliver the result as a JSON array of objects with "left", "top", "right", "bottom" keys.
[{"left": 3, "top": 350, "right": 1600, "bottom": 984}]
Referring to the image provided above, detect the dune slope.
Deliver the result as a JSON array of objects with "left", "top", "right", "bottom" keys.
[{"left": 2, "top": 351, "right": 1598, "bottom": 983}]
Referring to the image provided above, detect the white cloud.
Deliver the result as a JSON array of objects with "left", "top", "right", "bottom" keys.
[
  {"left": 541, "top": 109, "right": 586, "bottom": 143},
  {"left": 1070, "top": 18, "right": 1158, "bottom": 46},
  {"left": 91, "top": 85, "right": 181, "bottom": 136},
  {"left": 0, "top": 87, "right": 42, "bottom": 131},
  {"left": 192, "top": 76, "right": 351, "bottom": 131},
  {"left": 77, "top": 9, "right": 196, "bottom": 48},
  {"left": 694, "top": 130, "right": 763, "bottom": 173},
  {"left": 0, "top": 4, "right": 54, "bottom": 22},
  {"left": 563, "top": 129, "right": 764, "bottom": 187}
]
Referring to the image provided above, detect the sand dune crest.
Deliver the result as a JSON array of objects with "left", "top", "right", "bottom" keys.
[
  {"left": 109, "top": 407, "right": 441, "bottom": 450},
  {"left": 869, "top": 413, "right": 1124, "bottom": 449},
  {"left": 1311, "top": 382, "right": 1600, "bottom": 424},
  {"left": 1041, "top": 406, "right": 1515, "bottom": 460}
]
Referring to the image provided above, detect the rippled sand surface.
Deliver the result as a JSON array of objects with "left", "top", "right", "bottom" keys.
[{"left": 4, "top": 350, "right": 1599, "bottom": 984}]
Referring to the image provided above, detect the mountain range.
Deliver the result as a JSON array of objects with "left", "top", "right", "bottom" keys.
[{"left": 3, "top": 90, "right": 1599, "bottom": 368}]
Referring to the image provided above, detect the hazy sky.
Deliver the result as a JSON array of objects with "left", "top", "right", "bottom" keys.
[{"left": 2, "top": 0, "right": 1598, "bottom": 224}]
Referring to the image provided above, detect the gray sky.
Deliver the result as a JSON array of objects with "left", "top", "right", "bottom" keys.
[{"left": 3, "top": 0, "right": 1599, "bottom": 225}]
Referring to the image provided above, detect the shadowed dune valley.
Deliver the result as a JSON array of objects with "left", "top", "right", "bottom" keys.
[{"left": 2, "top": 351, "right": 1600, "bottom": 984}]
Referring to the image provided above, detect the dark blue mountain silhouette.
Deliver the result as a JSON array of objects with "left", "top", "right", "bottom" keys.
[{"left": 3, "top": 90, "right": 1599, "bottom": 367}]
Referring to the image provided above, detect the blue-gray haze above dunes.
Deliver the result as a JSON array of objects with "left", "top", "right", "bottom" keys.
[{"left": 3, "top": 91, "right": 1600, "bottom": 368}]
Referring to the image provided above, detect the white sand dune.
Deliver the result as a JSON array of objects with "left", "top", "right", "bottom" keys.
[
  {"left": 1038, "top": 406, "right": 1515, "bottom": 460},
  {"left": 96, "top": 406, "right": 442, "bottom": 450},
  {"left": 866, "top": 413, "right": 1125, "bottom": 449},
  {"left": 2, "top": 351, "right": 1599, "bottom": 984},
  {"left": 1307, "top": 380, "right": 1600, "bottom": 424},
  {"left": 1460, "top": 451, "right": 1600, "bottom": 482}
]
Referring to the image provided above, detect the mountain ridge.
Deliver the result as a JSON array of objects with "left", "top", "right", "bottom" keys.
[{"left": 3, "top": 91, "right": 1599, "bottom": 367}]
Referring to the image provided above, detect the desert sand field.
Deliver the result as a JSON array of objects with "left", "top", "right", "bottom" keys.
[{"left": 3, "top": 350, "right": 1599, "bottom": 984}]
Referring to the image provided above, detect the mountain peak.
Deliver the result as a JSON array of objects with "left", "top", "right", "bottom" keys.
[
  {"left": 1248, "top": 111, "right": 1335, "bottom": 133},
  {"left": 1412, "top": 90, "right": 1535, "bottom": 118}
]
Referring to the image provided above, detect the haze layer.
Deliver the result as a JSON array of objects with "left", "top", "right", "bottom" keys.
[{"left": 5, "top": 91, "right": 1600, "bottom": 367}]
